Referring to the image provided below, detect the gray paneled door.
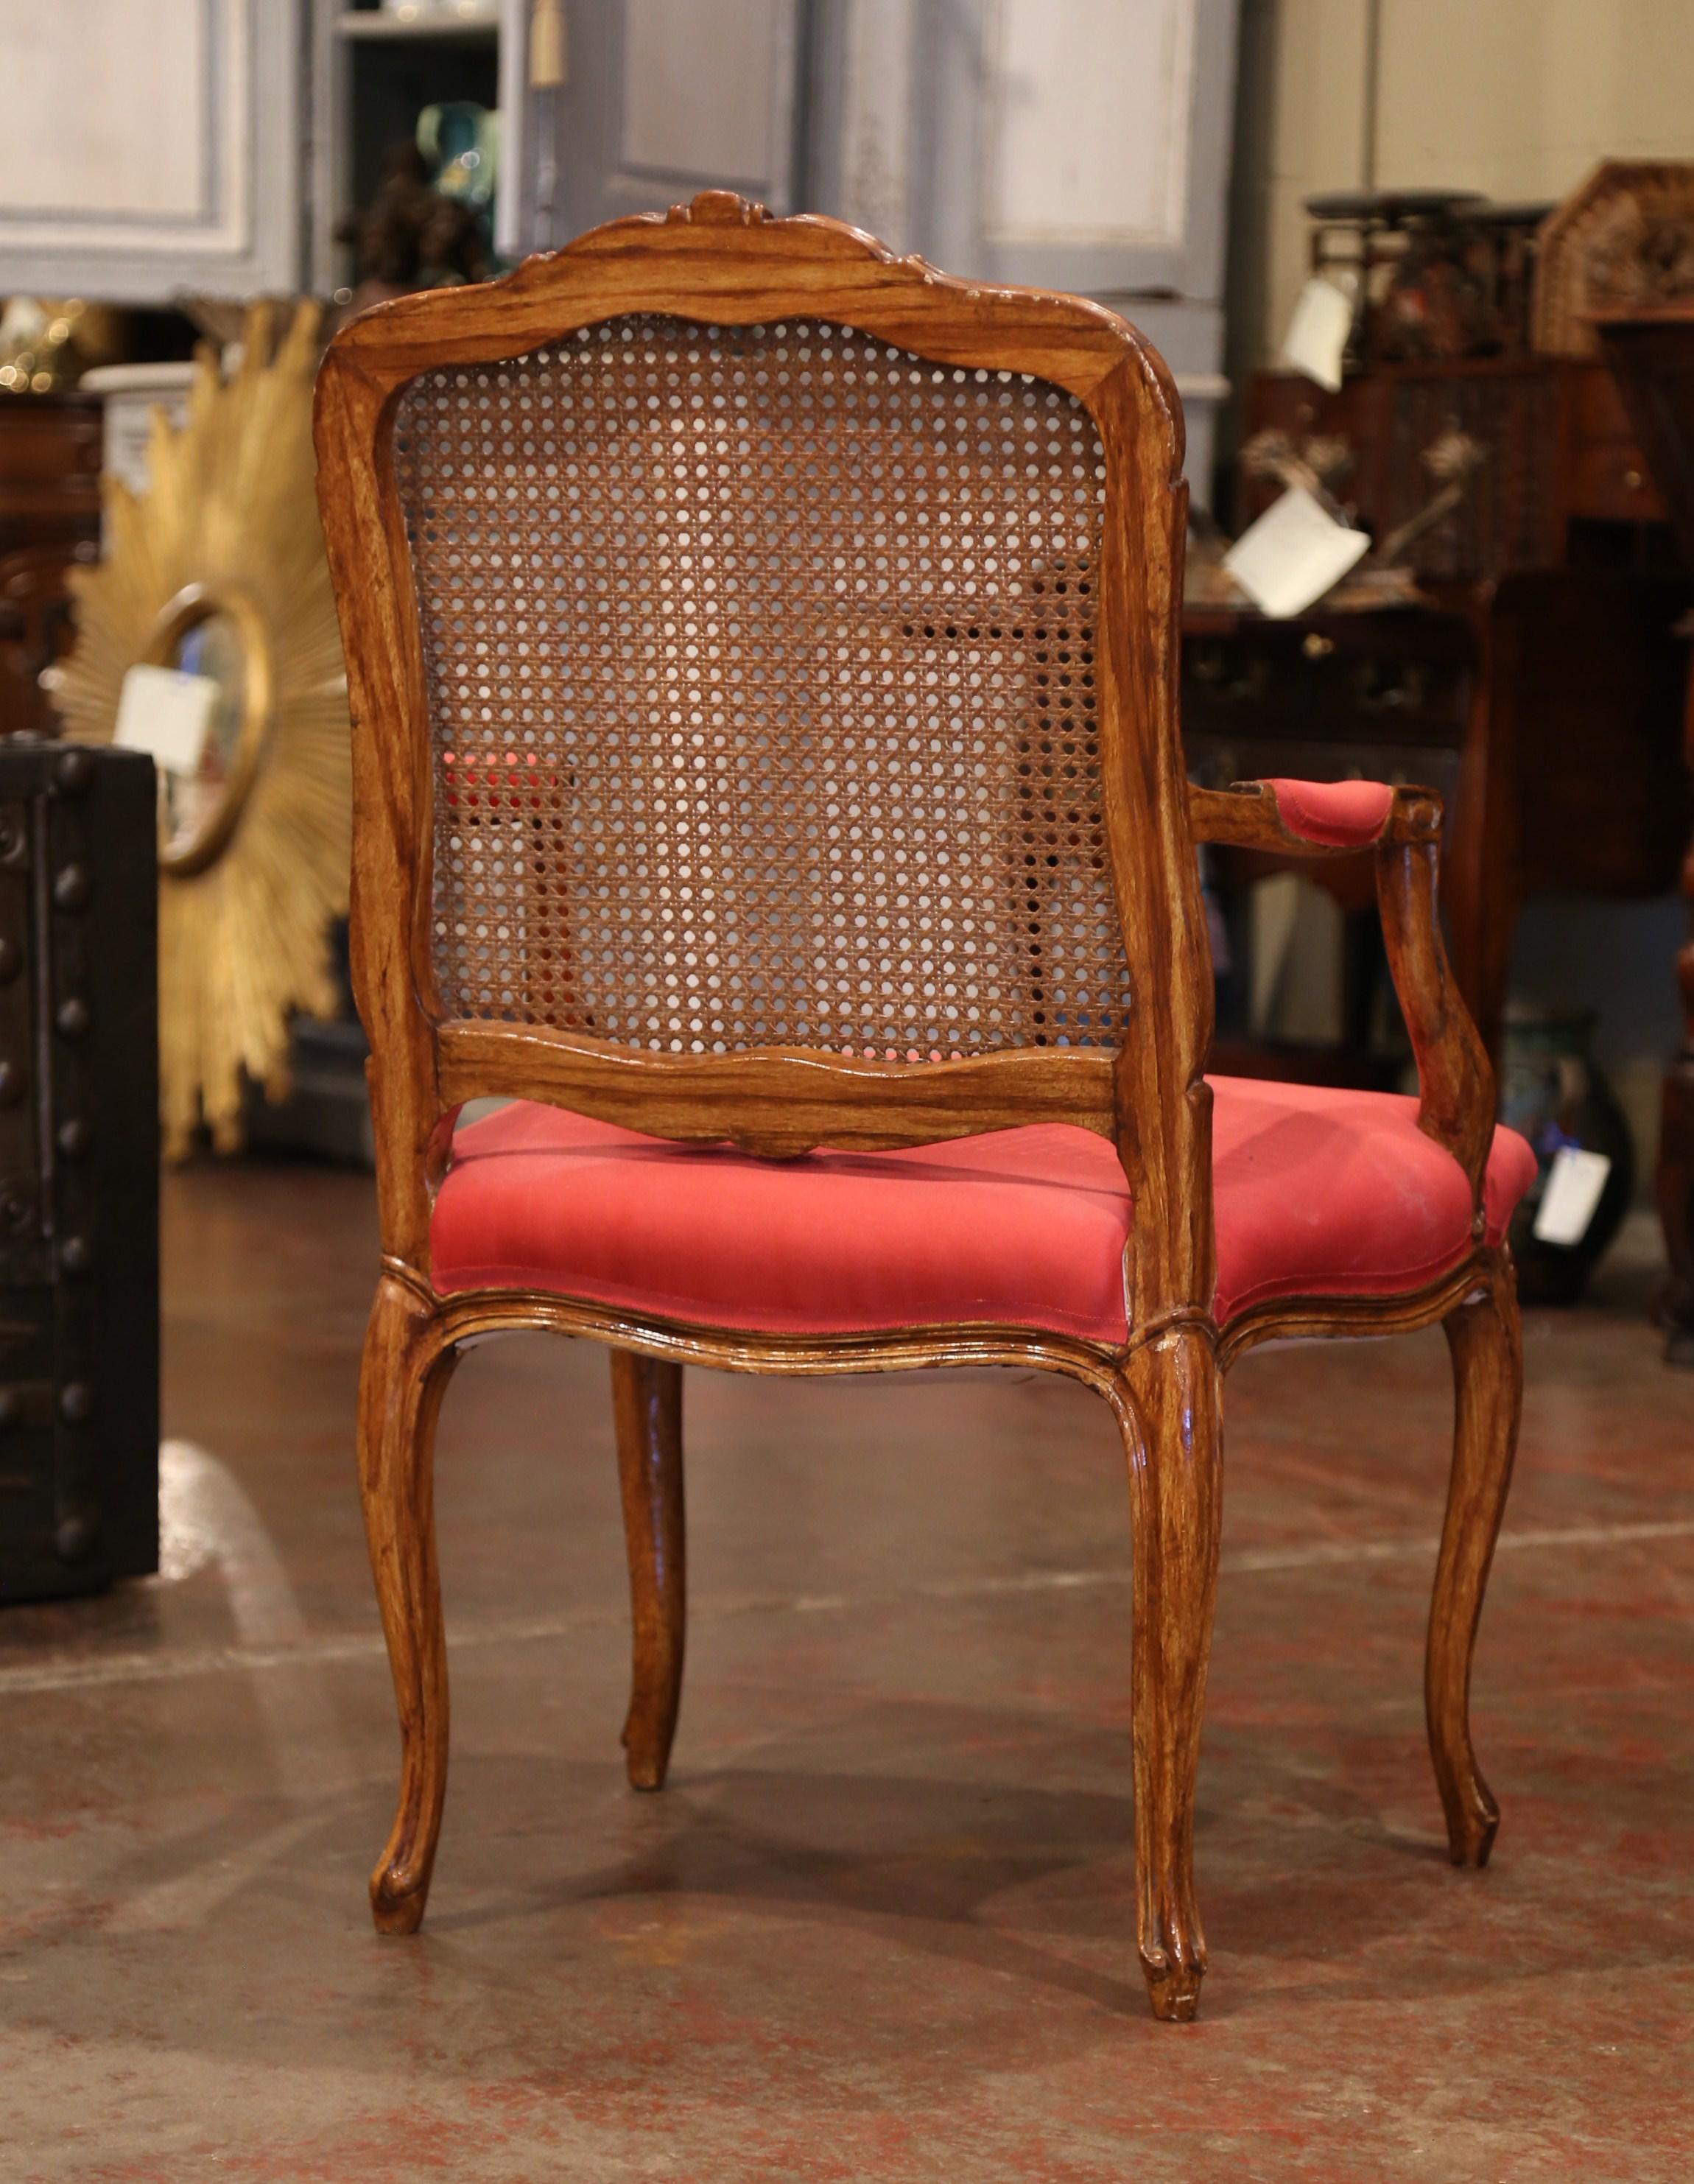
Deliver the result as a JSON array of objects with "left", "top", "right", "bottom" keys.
[
  {"left": 505, "top": 0, "right": 1237, "bottom": 496},
  {"left": 810, "top": 0, "right": 1240, "bottom": 494},
  {"left": 505, "top": 0, "right": 806, "bottom": 259}
]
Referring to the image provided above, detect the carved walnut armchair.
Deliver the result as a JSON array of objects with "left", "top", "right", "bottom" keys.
[{"left": 314, "top": 192, "right": 1534, "bottom": 2022}]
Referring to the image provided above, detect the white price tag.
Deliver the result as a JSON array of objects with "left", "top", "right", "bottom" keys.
[
  {"left": 113, "top": 664, "right": 215, "bottom": 778},
  {"left": 1532, "top": 1146, "right": 1612, "bottom": 1246},
  {"left": 1223, "top": 486, "right": 1371, "bottom": 621},
  {"left": 1279, "top": 277, "right": 1354, "bottom": 392}
]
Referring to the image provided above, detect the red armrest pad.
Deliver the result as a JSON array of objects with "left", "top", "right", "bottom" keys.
[{"left": 1263, "top": 778, "right": 1395, "bottom": 849}]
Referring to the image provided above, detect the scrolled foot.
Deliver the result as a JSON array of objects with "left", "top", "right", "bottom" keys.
[
  {"left": 621, "top": 1717, "right": 671, "bottom": 1793},
  {"left": 1444, "top": 1780, "right": 1500, "bottom": 1869},
  {"left": 370, "top": 1858, "right": 432, "bottom": 1935},
  {"left": 1141, "top": 1939, "right": 1206, "bottom": 2023}
]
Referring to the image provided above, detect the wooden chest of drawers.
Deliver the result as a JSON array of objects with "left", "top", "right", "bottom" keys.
[{"left": 0, "top": 744, "right": 158, "bottom": 1603}]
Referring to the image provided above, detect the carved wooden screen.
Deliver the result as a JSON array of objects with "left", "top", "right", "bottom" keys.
[{"left": 393, "top": 313, "right": 1128, "bottom": 1058}]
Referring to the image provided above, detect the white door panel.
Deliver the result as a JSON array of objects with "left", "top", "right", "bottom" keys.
[{"left": 0, "top": 0, "right": 303, "bottom": 301}]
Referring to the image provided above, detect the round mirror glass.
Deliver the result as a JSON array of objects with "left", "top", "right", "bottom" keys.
[{"left": 161, "top": 611, "right": 249, "bottom": 864}]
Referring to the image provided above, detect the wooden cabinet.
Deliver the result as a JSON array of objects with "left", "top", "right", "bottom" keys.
[
  {"left": 0, "top": 399, "right": 102, "bottom": 561},
  {"left": 1592, "top": 311, "right": 1694, "bottom": 1363},
  {"left": 0, "top": 398, "right": 103, "bottom": 742},
  {"left": 1184, "top": 571, "right": 1693, "bottom": 1082},
  {"left": 1216, "top": 367, "right": 1694, "bottom": 1086}
]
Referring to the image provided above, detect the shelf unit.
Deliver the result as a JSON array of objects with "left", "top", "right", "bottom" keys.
[
  {"left": 336, "top": 10, "right": 499, "bottom": 37},
  {"left": 310, "top": 1, "right": 523, "bottom": 296}
]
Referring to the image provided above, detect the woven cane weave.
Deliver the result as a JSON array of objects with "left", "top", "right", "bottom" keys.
[{"left": 393, "top": 313, "right": 1125, "bottom": 1056}]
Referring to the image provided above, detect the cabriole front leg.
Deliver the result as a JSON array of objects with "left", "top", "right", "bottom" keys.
[
  {"left": 1117, "top": 1326, "right": 1223, "bottom": 2022},
  {"left": 358, "top": 1271, "right": 459, "bottom": 1934}
]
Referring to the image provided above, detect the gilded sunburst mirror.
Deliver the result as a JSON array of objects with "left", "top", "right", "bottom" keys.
[{"left": 51, "top": 302, "right": 352, "bottom": 1158}]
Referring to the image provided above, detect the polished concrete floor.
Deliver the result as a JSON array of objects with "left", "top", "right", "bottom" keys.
[{"left": 2, "top": 1162, "right": 1693, "bottom": 2180}]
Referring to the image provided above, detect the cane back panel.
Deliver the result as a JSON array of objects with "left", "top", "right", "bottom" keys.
[{"left": 393, "top": 313, "right": 1128, "bottom": 1058}]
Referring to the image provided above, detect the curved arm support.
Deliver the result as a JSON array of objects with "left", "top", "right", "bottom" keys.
[{"left": 1189, "top": 779, "right": 1494, "bottom": 1215}]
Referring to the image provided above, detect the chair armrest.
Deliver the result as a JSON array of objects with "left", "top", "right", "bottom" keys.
[
  {"left": 1189, "top": 779, "right": 1494, "bottom": 1215},
  {"left": 1188, "top": 776, "right": 1397, "bottom": 852}
]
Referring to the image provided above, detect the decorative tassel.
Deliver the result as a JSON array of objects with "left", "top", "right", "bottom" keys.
[{"left": 530, "top": 0, "right": 566, "bottom": 88}]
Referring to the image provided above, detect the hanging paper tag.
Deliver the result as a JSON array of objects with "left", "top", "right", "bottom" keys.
[
  {"left": 1532, "top": 1146, "right": 1612, "bottom": 1246},
  {"left": 1223, "top": 486, "right": 1371, "bottom": 620},
  {"left": 1279, "top": 277, "right": 1354, "bottom": 392},
  {"left": 113, "top": 664, "right": 215, "bottom": 777}
]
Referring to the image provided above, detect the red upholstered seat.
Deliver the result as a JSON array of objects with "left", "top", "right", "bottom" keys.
[{"left": 432, "top": 1077, "right": 1536, "bottom": 1340}]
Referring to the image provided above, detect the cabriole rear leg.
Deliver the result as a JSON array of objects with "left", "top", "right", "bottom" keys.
[
  {"left": 611, "top": 1349, "right": 686, "bottom": 1790},
  {"left": 1429, "top": 1251, "right": 1523, "bottom": 1866}
]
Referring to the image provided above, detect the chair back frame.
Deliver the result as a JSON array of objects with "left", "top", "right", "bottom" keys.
[{"left": 314, "top": 191, "right": 1215, "bottom": 1341}]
